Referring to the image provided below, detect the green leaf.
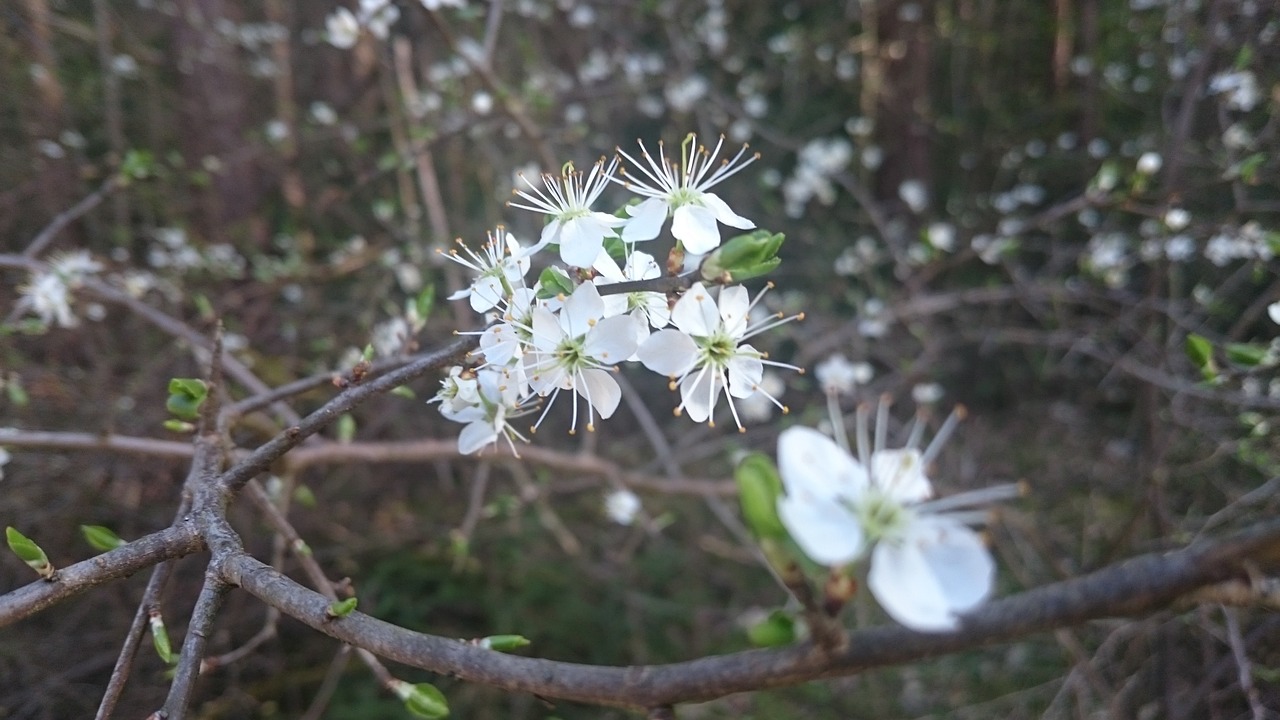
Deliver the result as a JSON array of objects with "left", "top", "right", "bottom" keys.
[
  {"left": 6, "top": 526, "right": 53, "bottom": 578},
  {"left": 193, "top": 293, "right": 215, "bottom": 321},
  {"left": 1226, "top": 343, "right": 1268, "bottom": 367},
  {"left": 167, "top": 378, "right": 206, "bottom": 397},
  {"left": 391, "top": 680, "right": 450, "bottom": 719},
  {"left": 326, "top": 597, "right": 358, "bottom": 619},
  {"left": 336, "top": 414, "right": 356, "bottom": 443},
  {"left": 362, "top": 344, "right": 375, "bottom": 362},
  {"left": 391, "top": 386, "right": 416, "bottom": 399},
  {"left": 149, "top": 612, "right": 174, "bottom": 664},
  {"left": 746, "top": 609, "right": 796, "bottom": 647},
  {"left": 81, "top": 525, "right": 127, "bottom": 552},
  {"left": 1185, "top": 334, "right": 1213, "bottom": 369},
  {"left": 163, "top": 419, "right": 195, "bottom": 433},
  {"left": 121, "top": 149, "right": 155, "bottom": 179},
  {"left": 536, "top": 266, "right": 574, "bottom": 299},
  {"left": 414, "top": 285, "right": 436, "bottom": 324},
  {"left": 5, "top": 377, "right": 29, "bottom": 407},
  {"left": 166, "top": 378, "right": 208, "bottom": 420},
  {"left": 478, "top": 634, "right": 531, "bottom": 652},
  {"left": 700, "top": 230, "right": 785, "bottom": 283},
  {"left": 735, "top": 453, "right": 787, "bottom": 540},
  {"left": 293, "top": 484, "right": 317, "bottom": 508}
]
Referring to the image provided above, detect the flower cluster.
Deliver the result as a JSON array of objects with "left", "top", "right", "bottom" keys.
[
  {"left": 430, "top": 134, "right": 800, "bottom": 454},
  {"left": 16, "top": 251, "right": 103, "bottom": 329},
  {"left": 776, "top": 399, "right": 1015, "bottom": 632}
]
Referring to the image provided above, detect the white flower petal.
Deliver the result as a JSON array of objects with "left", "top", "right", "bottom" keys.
[
  {"left": 457, "top": 419, "right": 498, "bottom": 454},
  {"left": 560, "top": 282, "right": 605, "bottom": 338},
  {"left": 700, "top": 191, "right": 755, "bottom": 229},
  {"left": 469, "top": 275, "right": 505, "bottom": 312},
  {"left": 777, "top": 426, "right": 869, "bottom": 504},
  {"left": 678, "top": 370, "right": 720, "bottom": 422},
  {"left": 869, "top": 538, "right": 956, "bottom": 632},
  {"left": 726, "top": 353, "right": 763, "bottom": 397},
  {"left": 579, "top": 367, "right": 622, "bottom": 418},
  {"left": 669, "top": 282, "right": 718, "bottom": 337},
  {"left": 908, "top": 516, "right": 995, "bottom": 612},
  {"left": 868, "top": 517, "right": 993, "bottom": 632},
  {"left": 717, "top": 285, "right": 750, "bottom": 338},
  {"left": 584, "top": 315, "right": 641, "bottom": 363},
  {"left": 1269, "top": 301, "right": 1280, "bottom": 326},
  {"left": 558, "top": 216, "right": 605, "bottom": 267},
  {"left": 624, "top": 250, "right": 661, "bottom": 280},
  {"left": 529, "top": 306, "right": 564, "bottom": 352},
  {"left": 622, "top": 197, "right": 668, "bottom": 242},
  {"left": 777, "top": 494, "right": 865, "bottom": 566},
  {"left": 591, "top": 250, "right": 626, "bottom": 281},
  {"left": 671, "top": 204, "right": 722, "bottom": 254},
  {"left": 637, "top": 329, "right": 698, "bottom": 376},
  {"left": 869, "top": 449, "right": 933, "bottom": 503}
]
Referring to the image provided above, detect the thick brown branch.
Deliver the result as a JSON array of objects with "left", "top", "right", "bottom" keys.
[{"left": 222, "top": 518, "right": 1280, "bottom": 709}]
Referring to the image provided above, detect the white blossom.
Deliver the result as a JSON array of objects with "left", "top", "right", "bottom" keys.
[
  {"left": 898, "top": 179, "right": 928, "bottom": 213},
  {"left": 435, "top": 367, "right": 529, "bottom": 455},
  {"left": 776, "top": 403, "right": 1004, "bottom": 632},
  {"left": 509, "top": 158, "right": 625, "bottom": 267},
  {"left": 18, "top": 272, "right": 76, "bottom": 328},
  {"left": 614, "top": 134, "right": 759, "bottom": 254},
  {"left": 637, "top": 282, "right": 798, "bottom": 430},
  {"left": 604, "top": 489, "right": 642, "bottom": 525},
  {"left": 440, "top": 227, "right": 531, "bottom": 313},
  {"left": 523, "top": 283, "right": 639, "bottom": 433},
  {"left": 1136, "top": 151, "right": 1162, "bottom": 175},
  {"left": 325, "top": 8, "right": 360, "bottom": 48},
  {"left": 814, "top": 354, "right": 874, "bottom": 395}
]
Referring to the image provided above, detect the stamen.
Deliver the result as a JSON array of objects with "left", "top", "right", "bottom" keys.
[
  {"left": 874, "top": 394, "right": 891, "bottom": 453},
  {"left": 828, "top": 392, "right": 852, "bottom": 455},
  {"left": 915, "top": 482, "right": 1024, "bottom": 514},
  {"left": 921, "top": 405, "right": 966, "bottom": 466},
  {"left": 855, "top": 402, "right": 872, "bottom": 469}
]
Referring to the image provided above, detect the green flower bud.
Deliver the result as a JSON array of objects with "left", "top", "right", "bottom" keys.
[
  {"left": 6, "top": 526, "right": 54, "bottom": 579},
  {"left": 536, "top": 266, "right": 575, "bottom": 299},
  {"left": 326, "top": 597, "right": 358, "bottom": 619},
  {"left": 81, "top": 525, "right": 127, "bottom": 553},
  {"left": 390, "top": 680, "right": 450, "bottom": 719},
  {"left": 1185, "top": 333, "right": 1218, "bottom": 381},
  {"left": 166, "top": 378, "right": 208, "bottom": 421},
  {"left": 746, "top": 609, "right": 796, "bottom": 647},
  {"left": 735, "top": 453, "right": 787, "bottom": 540},
  {"left": 1226, "top": 342, "right": 1268, "bottom": 367},
  {"left": 150, "top": 611, "right": 175, "bottom": 664},
  {"left": 700, "top": 230, "right": 784, "bottom": 283},
  {"left": 477, "top": 635, "right": 531, "bottom": 652}
]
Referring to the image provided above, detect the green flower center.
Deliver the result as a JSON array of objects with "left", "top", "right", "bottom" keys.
[
  {"left": 697, "top": 332, "right": 737, "bottom": 368},
  {"left": 851, "top": 490, "right": 913, "bottom": 544}
]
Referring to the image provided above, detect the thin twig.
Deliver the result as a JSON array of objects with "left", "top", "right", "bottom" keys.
[
  {"left": 299, "top": 646, "right": 353, "bottom": 720},
  {"left": 93, "top": 559, "right": 179, "bottom": 720},
  {"left": 23, "top": 175, "right": 124, "bottom": 258}
]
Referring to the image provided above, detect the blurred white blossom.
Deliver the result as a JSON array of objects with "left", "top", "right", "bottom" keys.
[
  {"left": 815, "top": 354, "right": 874, "bottom": 395},
  {"left": 604, "top": 489, "right": 642, "bottom": 526}
]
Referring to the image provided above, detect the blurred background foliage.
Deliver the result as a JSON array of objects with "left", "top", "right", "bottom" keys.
[{"left": 1, "top": 0, "right": 1279, "bottom": 717}]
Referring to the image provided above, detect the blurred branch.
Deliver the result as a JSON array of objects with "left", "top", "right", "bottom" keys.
[{"left": 22, "top": 174, "right": 124, "bottom": 258}]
